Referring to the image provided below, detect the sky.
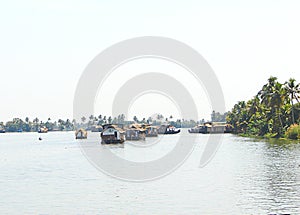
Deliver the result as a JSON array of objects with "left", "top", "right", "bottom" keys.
[{"left": 0, "top": 0, "right": 300, "bottom": 122}]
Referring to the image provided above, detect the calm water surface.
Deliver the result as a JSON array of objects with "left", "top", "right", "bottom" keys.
[{"left": 0, "top": 129, "right": 300, "bottom": 214}]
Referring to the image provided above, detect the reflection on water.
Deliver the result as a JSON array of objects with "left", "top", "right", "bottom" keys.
[{"left": 0, "top": 130, "right": 299, "bottom": 214}]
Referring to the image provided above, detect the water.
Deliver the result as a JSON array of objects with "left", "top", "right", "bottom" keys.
[{"left": 0, "top": 129, "right": 300, "bottom": 214}]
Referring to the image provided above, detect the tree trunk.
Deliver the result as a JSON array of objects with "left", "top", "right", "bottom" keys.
[{"left": 291, "top": 95, "right": 295, "bottom": 124}]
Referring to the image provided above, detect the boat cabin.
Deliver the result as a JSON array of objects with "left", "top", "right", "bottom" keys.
[
  {"left": 145, "top": 126, "right": 158, "bottom": 137},
  {"left": 188, "top": 122, "right": 233, "bottom": 134},
  {"left": 125, "top": 124, "right": 146, "bottom": 140},
  {"left": 158, "top": 124, "right": 180, "bottom": 134},
  {"left": 75, "top": 128, "right": 87, "bottom": 139},
  {"left": 101, "top": 124, "right": 125, "bottom": 144}
]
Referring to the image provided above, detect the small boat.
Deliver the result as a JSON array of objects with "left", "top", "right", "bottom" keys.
[
  {"left": 38, "top": 127, "right": 48, "bottom": 133},
  {"left": 158, "top": 124, "right": 180, "bottom": 134},
  {"left": 75, "top": 128, "right": 87, "bottom": 139},
  {"left": 164, "top": 127, "right": 180, "bottom": 134},
  {"left": 91, "top": 125, "right": 103, "bottom": 132},
  {"left": 101, "top": 124, "right": 125, "bottom": 144}
]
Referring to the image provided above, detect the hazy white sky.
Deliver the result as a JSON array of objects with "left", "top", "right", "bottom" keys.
[{"left": 0, "top": 0, "right": 299, "bottom": 122}]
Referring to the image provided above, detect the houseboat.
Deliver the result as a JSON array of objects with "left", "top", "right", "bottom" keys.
[
  {"left": 91, "top": 125, "right": 103, "bottom": 132},
  {"left": 188, "top": 122, "right": 233, "bottom": 134},
  {"left": 0, "top": 127, "right": 5, "bottom": 133},
  {"left": 101, "top": 124, "right": 125, "bottom": 144},
  {"left": 38, "top": 127, "right": 48, "bottom": 133},
  {"left": 158, "top": 124, "right": 180, "bottom": 134},
  {"left": 125, "top": 124, "right": 146, "bottom": 140},
  {"left": 145, "top": 125, "right": 158, "bottom": 137},
  {"left": 75, "top": 128, "right": 88, "bottom": 139},
  {"left": 125, "top": 128, "right": 146, "bottom": 140}
]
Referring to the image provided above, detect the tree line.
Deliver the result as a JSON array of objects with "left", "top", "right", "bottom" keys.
[
  {"left": 0, "top": 113, "right": 214, "bottom": 132},
  {"left": 226, "top": 77, "right": 300, "bottom": 139},
  {"left": 0, "top": 117, "right": 75, "bottom": 132}
]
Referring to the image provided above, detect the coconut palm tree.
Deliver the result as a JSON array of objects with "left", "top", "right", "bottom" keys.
[
  {"left": 33, "top": 117, "right": 39, "bottom": 131},
  {"left": 285, "top": 78, "right": 300, "bottom": 124},
  {"left": 270, "top": 82, "right": 287, "bottom": 133},
  {"left": 258, "top": 76, "right": 277, "bottom": 106}
]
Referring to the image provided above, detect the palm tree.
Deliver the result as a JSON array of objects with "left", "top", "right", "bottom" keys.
[
  {"left": 257, "top": 77, "right": 285, "bottom": 135},
  {"left": 285, "top": 78, "right": 300, "bottom": 124},
  {"left": 81, "top": 116, "right": 86, "bottom": 124},
  {"left": 258, "top": 76, "right": 277, "bottom": 106},
  {"left": 269, "top": 82, "right": 287, "bottom": 135},
  {"left": 89, "top": 115, "right": 94, "bottom": 126},
  {"left": 58, "top": 119, "right": 64, "bottom": 131},
  {"left": 72, "top": 119, "right": 76, "bottom": 129},
  {"left": 33, "top": 117, "right": 39, "bottom": 131}
]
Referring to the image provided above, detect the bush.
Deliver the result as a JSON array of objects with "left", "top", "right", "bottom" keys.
[{"left": 285, "top": 124, "right": 300, "bottom": 140}]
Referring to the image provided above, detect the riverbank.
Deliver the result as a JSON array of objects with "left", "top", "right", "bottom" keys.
[{"left": 237, "top": 132, "right": 300, "bottom": 143}]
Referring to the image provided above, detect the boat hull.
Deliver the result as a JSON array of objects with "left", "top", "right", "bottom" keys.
[
  {"left": 101, "top": 139, "right": 124, "bottom": 144},
  {"left": 163, "top": 129, "right": 181, "bottom": 135}
]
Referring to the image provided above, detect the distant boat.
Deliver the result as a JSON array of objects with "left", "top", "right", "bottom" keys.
[
  {"left": 188, "top": 122, "right": 233, "bottom": 134},
  {"left": 75, "top": 128, "right": 87, "bottom": 139},
  {"left": 188, "top": 124, "right": 207, "bottom": 133},
  {"left": 91, "top": 125, "right": 103, "bottom": 132},
  {"left": 145, "top": 125, "right": 158, "bottom": 137},
  {"left": 101, "top": 124, "right": 125, "bottom": 144},
  {"left": 158, "top": 124, "right": 180, "bottom": 134},
  {"left": 125, "top": 129, "right": 146, "bottom": 140},
  {"left": 125, "top": 124, "right": 146, "bottom": 141},
  {"left": 38, "top": 127, "right": 48, "bottom": 133}
]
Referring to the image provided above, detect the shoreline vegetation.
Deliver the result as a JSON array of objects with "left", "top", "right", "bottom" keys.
[
  {"left": 0, "top": 114, "right": 208, "bottom": 133},
  {"left": 226, "top": 76, "right": 300, "bottom": 140}
]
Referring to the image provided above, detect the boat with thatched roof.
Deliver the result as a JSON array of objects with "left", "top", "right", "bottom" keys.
[
  {"left": 101, "top": 124, "right": 125, "bottom": 144},
  {"left": 75, "top": 128, "right": 88, "bottom": 139},
  {"left": 144, "top": 125, "right": 158, "bottom": 137},
  {"left": 125, "top": 124, "right": 146, "bottom": 140}
]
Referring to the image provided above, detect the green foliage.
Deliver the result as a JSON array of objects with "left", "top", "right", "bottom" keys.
[
  {"left": 285, "top": 124, "right": 300, "bottom": 140},
  {"left": 227, "top": 76, "right": 300, "bottom": 138},
  {"left": 211, "top": 111, "right": 228, "bottom": 122}
]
